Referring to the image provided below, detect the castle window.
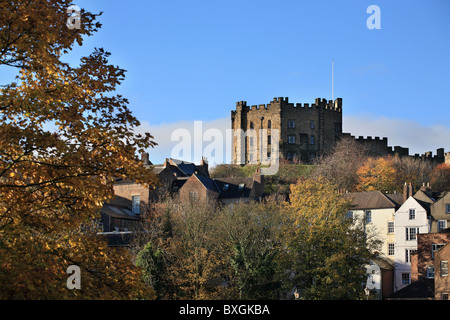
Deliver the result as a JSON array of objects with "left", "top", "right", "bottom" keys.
[
  {"left": 310, "top": 120, "right": 314, "bottom": 129},
  {"left": 250, "top": 122, "right": 254, "bottom": 129},
  {"left": 268, "top": 135, "right": 271, "bottom": 145},
  {"left": 268, "top": 120, "right": 271, "bottom": 128},
  {"left": 288, "top": 120, "right": 295, "bottom": 128},
  {"left": 310, "top": 135, "right": 315, "bottom": 145},
  {"left": 288, "top": 135, "right": 296, "bottom": 144}
]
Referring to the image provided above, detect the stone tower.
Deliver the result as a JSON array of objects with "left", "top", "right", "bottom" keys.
[{"left": 231, "top": 97, "right": 343, "bottom": 164}]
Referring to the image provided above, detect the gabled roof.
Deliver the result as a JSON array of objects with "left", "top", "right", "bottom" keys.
[
  {"left": 170, "top": 158, "right": 197, "bottom": 176},
  {"left": 214, "top": 177, "right": 254, "bottom": 199},
  {"left": 346, "top": 191, "right": 398, "bottom": 210},
  {"left": 387, "top": 279, "right": 434, "bottom": 300},
  {"left": 194, "top": 174, "right": 219, "bottom": 192}
]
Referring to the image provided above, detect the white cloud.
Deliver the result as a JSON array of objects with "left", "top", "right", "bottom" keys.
[
  {"left": 343, "top": 115, "right": 450, "bottom": 156},
  {"left": 136, "top": 115, "right": 450, "bottom": 166},
  {"left": 135, "top": 117, "right": 231, "bottom": 166}
]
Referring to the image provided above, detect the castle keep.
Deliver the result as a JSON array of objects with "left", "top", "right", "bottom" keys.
[
  {"left": 231, "top": 97, "right": 450, "bottom": 164},
  {"left": 231, "top": 97, "right": 343, "bottom": 164}
]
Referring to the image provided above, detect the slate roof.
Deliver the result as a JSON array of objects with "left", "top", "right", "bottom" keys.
[
  {"left": 387, "top": 279, "right": 434, "bottom": 300},
  {"left": 100, "top": 203, "right": 138, "bottom": 220},
  {"left": 214, "top": 177, "right": 254, "bottom": 199},
  {"left": 346, "top": 191, "right": 399, "bottom": 210},
  {"left": 190, "top": 174, "right": 256, "bottom": 200},
  {"left": 195, "top": 174, "right": 220, "bottom": 192}
]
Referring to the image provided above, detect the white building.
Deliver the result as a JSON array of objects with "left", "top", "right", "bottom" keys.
[{"left": 393, "top": 196, "right": 430, "bottom": 292}]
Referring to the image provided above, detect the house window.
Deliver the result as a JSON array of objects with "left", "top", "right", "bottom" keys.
[
  {"left": 405, "top": 249, "right": 415, "bottom": 263},
  {"left": 310, "top": 135, "right": 315, "bottom": 145},
  {"left": 189, "top": 191, "right": 198, "bottom": 202},
  {"left": 388, "top": 243, "right": 395, "bottom": 256},
  {"left": 132, "top": 195, "right": 140, "bottom": 214},
  {"left": 438, "top": 220, "right": 447, "bottom": 232},
  {"left": 249, "top": 122, "right": 254, "bottom": 129},
  {"left": 288, "top": 120, "right": 295, "bottom": 128},
  {"left": 442, "top": 293, "right": 449, "bottom": 300},
  {"left": 268, "top": 135, "right": 271, "bottom": 145},
  {"left": 441, "top": 261, "right": 449, "bottom": 277},
  {"left": 310, "top": 120, "right": 315, "bottom": 129},
  {"left": 223, "top": 184, "right": 229, "bottom": 191},
  {"left": 288, "top": 135, "right": 296, "bottom": 144},
  {"left": 365, "top": 210, "right": 372, "bottom": 224},
  {"left": 446, "top": 204, "right": 450, "bottom": 214},
  {"left": 432, "top": 243, "right": 445, "bottom": 258},
  {"left": 238, "top": 183, "right": 245, "bottom": 190},
  {"left": 388, "top": 222, "right": 394, "bottom": 234},
  {"left": 427, "top": 266, "right": 435, "bottom": 279},
  {"left": 409, "top": 209, "right": 415, "bottom": 220},
  {"left": 401, "top": 273, "right": 410, "bottom": 285},
  {"left": 268, "top": 120, "right": 271, "bottom": 128},
  {"left": 405, "top": 227, "right": 419, "bottom": 241},
  {"left": 346, "top": 211, "right": 353, "bottom": 220}
]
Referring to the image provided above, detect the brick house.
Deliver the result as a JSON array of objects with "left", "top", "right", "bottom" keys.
[
  {"left": 434, "top": 242, "right": 450, "bottom": 300},
  {"left": 100, "top": 156, "right": 209, "bottom": 232},
  {"left": 389, "top": 228, "right": 450, "bottom": 299},
  {"left": 178, "top": 168, "right": 264, "bottom": 205}
]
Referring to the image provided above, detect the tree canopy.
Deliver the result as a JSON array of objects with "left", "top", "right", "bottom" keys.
[{"left": 0, "top": 0, "right": 156, "bottom": 299}]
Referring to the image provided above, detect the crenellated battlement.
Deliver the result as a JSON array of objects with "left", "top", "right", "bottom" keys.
[{"left": 234, "top": 97, "right": 343, "bottom": 114}]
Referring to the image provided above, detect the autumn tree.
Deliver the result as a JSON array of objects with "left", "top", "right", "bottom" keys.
[
  {"left": 311, "top": 137, "right": 369, "bottom": 192},
  {"left": 429, "top": 163, "right": 450, "bottom": 191},
  {"left": 284, "top": 178, "right": 377, "bottom": 299},
  {"left": 0, "top": 0, "right": 157, "bottom": 299},
  {"left": 356, "top": 157, "right": 398, "bottom": 193},
  {"left": 163, "top": 200, "right": 232, "bottom": 299},
  {"left": 392, "top": 156, "right": 433, "bottom": 191}
]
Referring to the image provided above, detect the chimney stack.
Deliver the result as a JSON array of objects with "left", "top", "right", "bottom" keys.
[{"left": 403, "top": 182, "right": 414, "bottom": 203}]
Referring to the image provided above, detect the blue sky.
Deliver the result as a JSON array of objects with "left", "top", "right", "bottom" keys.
[{"left": 6, "top": 0, "right": 450, "bottom": 164}]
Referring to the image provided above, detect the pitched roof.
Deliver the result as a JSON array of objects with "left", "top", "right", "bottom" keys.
[
  {"left": 214, "top": 177, "right": 254, "bottom": 199},
  {"left": 387, "top": 279, "right": 434, "bottom": 300},
  {"left": 346, "top": 191, "right": 398, "bottom": 210},
  {"left": 194, "top": 174, "right": 219, "bottom": 192},
  {"left": 100, "top": 203, "right": 138, "bottom": 220}
]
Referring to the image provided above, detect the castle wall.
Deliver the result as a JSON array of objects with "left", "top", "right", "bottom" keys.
[{"left": 231, "top": 97, "right": 342, "bottom": 164}]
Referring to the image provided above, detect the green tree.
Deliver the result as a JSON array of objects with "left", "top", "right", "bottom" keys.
[
  {"left": 285, "top": 178, "right": 378, "bottom": 299},
  {"left": 219, "top": 199, "right": 287, "bottom": 299}
]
